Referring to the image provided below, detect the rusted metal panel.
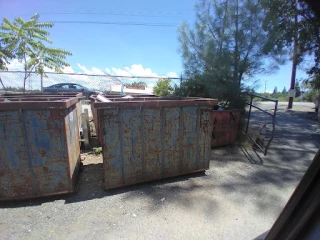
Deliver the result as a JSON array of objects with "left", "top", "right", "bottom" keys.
[
  {"left": 199, "top": 107, "right": 213, "bottom": 169},
  {"left": 144, "top": 108, "right": 162, "bottom": 181},
  {"left": 95, "top": 97, "right": 217, "bottom": 190},
  {"left": 211, "top": 110, "right": 241, "bottom": 147},
  {"left": 100, "top": 108, "right": 122, "bottom": 189},
  {"left": 163, "top": 107, "right": 181, "bottom": 178},
  {"left": 0, "top": 95, "right": 81, "bottom": 200}
]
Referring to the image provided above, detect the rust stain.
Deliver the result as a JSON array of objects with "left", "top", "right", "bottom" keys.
[
  {"left": 212, "top": 110, "right": 241, "bottom": 147},
  {"left": 39, "top": 149, "right": 47, "bottom": 157},
  {"left": 0, "top": 94, "right": 81, "bottom": 200}
]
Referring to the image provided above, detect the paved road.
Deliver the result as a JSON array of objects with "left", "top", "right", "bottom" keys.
[{"left": 0, "top": 104, "right": 319, "bottom": 240}]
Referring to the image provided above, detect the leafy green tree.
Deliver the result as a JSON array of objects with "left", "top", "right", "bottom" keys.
[
  {"left": 178, "top": 0, "right": 282, "bottom": 108},
  {"left": 0, "top": 14, "right": 72, "bottom": 91},
  {"left": 0, "top": 43, "right": 12, "bottom": 70},
  {"left": 125, "top": 81, "right": 147, "bottom": 89},
  {"left": 295, "top": 81, "right": 301, "bottom": 97},
  {"left": 153, "top": 78, "right": 173, "bottom": 96}
]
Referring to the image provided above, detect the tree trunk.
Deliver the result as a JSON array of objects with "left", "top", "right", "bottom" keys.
[
  {"left": 288, "top": 6, "right": 298, "bottom": 109},
  {"left": 219, "top": 0, "right": 228, "bottom": 54},
  {"left": 0, "top": 76, "right": 6, "bottom": 91}
]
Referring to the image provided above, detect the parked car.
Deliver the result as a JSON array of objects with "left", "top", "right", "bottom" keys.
[{"left": 43, "top": 83, "right": 101, "bottom": 97}]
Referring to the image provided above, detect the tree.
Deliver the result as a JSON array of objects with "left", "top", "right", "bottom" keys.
[
  {"left": 282, "top": 86, "right": 287, "bottom": 94},
  {"left": 153, "top": 78, "right": 173, "bottom": 96},
  {"left": 263, "top": 0, "right": 320, "bottom": 108},
  {"left": 178, "top": 0, "right": 282, "bottom": 108},
  {"left": 272, "top": 86, "right": 278, "bottom": 95},
  {"left": 0, "top": 43, "right": 12, "bottom": 70},
  {"left": 0, "top": 14, "right": 72, "bottom": 92},
  {"left": 295, "top": 81, "right": 301, "bottom": 97},
  {"left": 125, "top": 81, "right": 147, "bottom": 89}
]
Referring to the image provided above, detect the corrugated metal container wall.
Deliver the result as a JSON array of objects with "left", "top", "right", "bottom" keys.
[
  {"left": 0, "top": 95, "right": 81, "bottom": 200},
  {"left": 94, "top": 97, "right": 217, "bottom": 189},
  {"left": 211, "top": 110, "right": 241, "bottom": 147}
]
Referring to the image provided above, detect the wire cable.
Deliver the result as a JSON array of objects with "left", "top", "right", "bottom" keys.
[{"left": 50, "top": 21, "right": 176, "bottom": 27}]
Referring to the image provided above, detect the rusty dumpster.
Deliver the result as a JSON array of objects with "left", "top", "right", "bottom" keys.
[
  {"left": 0, "top": 94, "right": 82, "bottom": 200},
  {"left": 211, "top": 110, "right": 241, "bottom": 147},
  {"left": 93, "top": 97, "right": 217, "bottom": 189}
]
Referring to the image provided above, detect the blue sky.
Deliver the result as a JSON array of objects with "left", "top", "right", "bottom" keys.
[{"left": 0, "top": 0, "right": 310, "bottom": 92}]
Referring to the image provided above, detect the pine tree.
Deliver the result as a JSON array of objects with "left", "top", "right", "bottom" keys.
[
  {"left": 178, "top": 0, "right": 283, "bottom": 107},
  {"left": 281, "top": 86, "right": 287, "bottom": 94},
  {"left": 273, "top": 86, "right": 278, "bottom": 95}
]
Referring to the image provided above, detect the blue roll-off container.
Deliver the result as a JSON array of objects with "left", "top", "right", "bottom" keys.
[
  {"left": 93, "top": 97, "right": 217, "bottom": 189},
  {"left": 0, "top": 94, "right": 81, "bottom": 200}
]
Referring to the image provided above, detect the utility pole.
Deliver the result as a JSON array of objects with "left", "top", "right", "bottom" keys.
[{"left": 264, "top": 79, "right": 267, "bottom": 93}]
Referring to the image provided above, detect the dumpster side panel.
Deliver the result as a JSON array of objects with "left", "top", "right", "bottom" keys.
[
  {"left": 23, "top": 109, "right": 71, "bottom": 194},
  {"left": 0, "top": 110, "right": 33, "bottom": 199},
  {"left": 181, "top": 106, "right": 198, "bottom": 174},
  {"left": 212, "top": 110, "right": 241, "bottom": 147},
  {"left": 199, "top": 106, "right": 213, "bottom": 169},
  {"left": 98, "top": 101, "right": 214, "bottom": 190},
  {"left": 100, "top": 109, "right": 123, "bottom": 189},
  {"left": 143, "top": 108, "right": 162, "bottom": 181},
  {"left": 65, "top": 105, "right": 81, "bottom": 186},
  {"left": 122, "top": 109, "right": 144, "bottom": 185},
  {"left": 163, "top": 107, "right": 181, "bottom": 177}
]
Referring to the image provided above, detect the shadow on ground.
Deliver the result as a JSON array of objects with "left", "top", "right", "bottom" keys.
[{"left": 0, "top": 163, "right": 210, "bottom": 209}]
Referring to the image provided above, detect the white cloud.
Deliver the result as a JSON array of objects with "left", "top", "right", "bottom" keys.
[
  {"left": 7, "top": 59, "right": 24, "bottom": 71},
  {"left": 2, "top": 61, "right": 179, "bottom": 92},
  {"left": 62, "top": 66, "right": 75, "bottom": 73},
  {"left": 91, "top": 67, "right": 104, "bottom": 75},
  {"left": 111, "top": 67, "right": 131, "bottom": 77},
  {"left": 167, "top": 72, "right": 178, "bottom": 78},
  {"left": 77, "top": 63, "right": 104, "bottom": 75}
]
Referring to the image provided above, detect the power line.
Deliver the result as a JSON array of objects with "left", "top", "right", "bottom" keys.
[
  {"left": 50, "top": 21, "right": 176, "bottom": 27},
  {"left": 38, "top": 10, "right": 193, "bottom": 17}
]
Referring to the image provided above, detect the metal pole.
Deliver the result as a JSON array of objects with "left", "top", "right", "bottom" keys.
[{"left": 245, "top": 95, "right": 253, "bottom": 134}]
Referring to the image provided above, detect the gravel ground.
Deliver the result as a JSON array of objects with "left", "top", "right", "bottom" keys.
[{"left": 0, "top": 102, "right": 319, "bottom": 240}]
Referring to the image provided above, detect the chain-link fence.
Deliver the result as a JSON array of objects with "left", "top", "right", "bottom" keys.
[{"left": 0, "top": 71, "right": 182, "bottom": 94}]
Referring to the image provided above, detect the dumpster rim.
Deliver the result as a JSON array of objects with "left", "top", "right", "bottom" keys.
[
  {"left": 93, "top": 98, "right": 218, "bottom": 108},
  {"left": 0, "top": 96, "right": 79, "bottom": 110}
]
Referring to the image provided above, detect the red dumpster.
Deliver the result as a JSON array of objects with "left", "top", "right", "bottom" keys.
[{"left": 212, "top": 110, "right": 241, "bottom": 147}]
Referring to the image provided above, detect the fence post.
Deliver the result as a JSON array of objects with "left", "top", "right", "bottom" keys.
[
  {"left": 245, "top": 95, "right": 253, "bottom": 134},
  {"left": 40, "top": 73, "right": 44, "bottom": 92}
]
